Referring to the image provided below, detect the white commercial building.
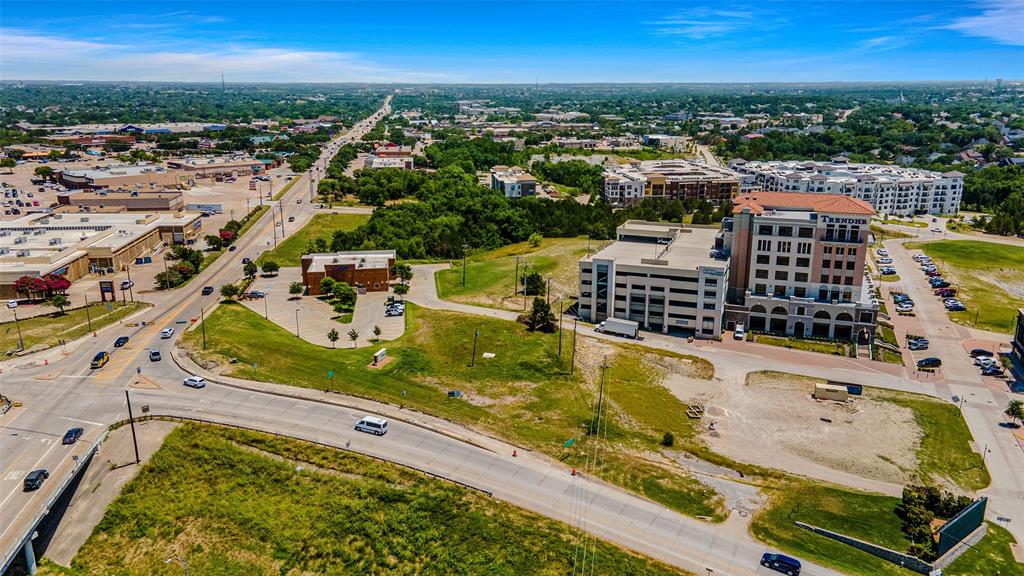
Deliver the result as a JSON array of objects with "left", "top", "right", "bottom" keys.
[
  {"left": 728, "top": 159, "right": 963, "bottom": 216},
  {"left": 578, "top": 221, "right": 728, "bottom": 339}
]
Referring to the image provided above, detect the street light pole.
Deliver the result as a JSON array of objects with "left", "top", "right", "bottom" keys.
[
  {"left": 12, "top": 307, "right": 24, "bottom": 351},
  {"left": 514, "top": 256, "right": 520, "bottom": 298},
  {"left": 84, "top": 293, "right": 92, "bottom": 332},
  {"left": 557, "top": 298, "right": 563, "bottom": 357},
  {"left": 165, "top": 556, "right": 190, "bottom": 576},
  {"left": 125, "top": 265, "right": 134, "bottom": 302},
  {"left": 295, "top": 308, "right": 300, "bottom": 337},
  {"left": 200, "top": 306, "right": 207, "bottom": 350},
  {"left": 570, "top": 318, "right": 578, "bottom": 375},
  {"left": 125, "top": 390, "right": 140, "bottom": 465},
  {"left": 523, "top": 262, "right": 529, "bottom": 311},
  {"left": 470, "top": 328, "right": 479, "bottom": 367}
]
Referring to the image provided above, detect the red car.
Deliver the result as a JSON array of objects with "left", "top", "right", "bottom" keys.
[{"left": 935, "top": 288, "right": 957, "bottom": 297}]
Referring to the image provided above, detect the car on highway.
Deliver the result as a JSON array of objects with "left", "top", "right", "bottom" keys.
[
  {"left": 23, "top": 470, "right": 49, "bottom": 492},
  {"left": 202, "top": 286, "right": 215, "bottom": 296},
  {"left": 970, "top": 348, "right": 994, "bottom": 358},
  {"left": 183, "top": 376, "right": 207, "bottom": 389},
  {"left": 62, "top": 427, "right": 84, "bottom": 445},
  {"left": 113, "top": 336, "right": 129, "bottom": 347},
  {"left": 160, "top": 327, "right": 174, "bottom": 339},
  {"left": 760, "top": 553, "right": 801, "bottom": 575},
  {"left": 355, "top": 415, "right": 389, "bottom": 436},
  {"left": 916, "top": 357, "right": 942, "bottom": 368},
  {"left": 228, "top": 245, "right": 237, "bottom": 252},
  {"left": 288, "top": 216, "right": 295, "bottom": 222},
  {"left": 149, "top": 349, "right": 162, "bottom": 361},
  {"left": 90, "top": 351, "right": 109, "bottom": 369}
]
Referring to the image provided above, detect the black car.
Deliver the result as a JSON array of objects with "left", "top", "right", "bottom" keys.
[
  {"left": 23, "top": 469, "right": 49, "bottom": 491},
  {"left": 113, "top": 336, "right": 129, "bottom": 347},
  {"left": 62, "top": 427, "right": 84, "bottom": 445},
  {"left": 761, "top": 553, "right": 801, "bottom": 575},
  {"left": 242, "top": 257, "right": 251, "bottom": 264},
  {"left": 201, "top": 286, "right": 215, "bottom": 296},
  {"left": 981, "top": 365, "right": 1005, "bottom": 376},
  {"left": 917, "top": 357, "right": 942, "bottom": 368},
  {"left": 970, "top": 348, "right": 994, "bottom": 358}
]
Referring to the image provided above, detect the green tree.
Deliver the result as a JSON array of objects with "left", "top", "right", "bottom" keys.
[
  {"left": 47, "top": 293, "right": 70, "bottom": 315},
  {"left": 327, "top": 328, "right": 340, "bottom": 348},
  {"left": 33, "top": 165, "right": 53, "bottom": 179},
  {"left": 155, "top": 270, "right": 183, "bottom": 289},
  {"left": 332, "top": 281, "right": 357, "bottom": 308},
  {"left": 661, "top": 431, "right": 675, "bottom": 447},
  {"left": 0, "top": 158, "right": 15, "bottom": 173},
  {"left": 319, "top": 276, "right": 336, "bottom": 296},
  {"left": 347, "top": 328, "right": 359, "bottom": 348},
  {"left": 392, "top": 262, "right": 414, "bottom": 284},
  {"left": 244, "top": 261, "right": 258, "bottom": 279},
  {"left": 261, "top": 260, "right": 280, "bottom": 276},
  {"left": 289, "top": 281, "right": 305, "bottom": 298},
  {"left": 526, "top": 297, "right": 556, "bottom": 332},
  {"left": 528, "top": 232, "right": 543, "bottom": 247},
  {"left": 204, "top": 234, "right": 223, "bottom": 251},
  {"left": 393, "top": 283, "right": 409, "bottom": 300},
  {"left": 373, "top": 325, "right": 382, "bottom": 340},
  {"left": 1007, "top": 400, "right": 1024, "bottom": 426},
  {"left": 522, "top": 270, "right": 546, "bottom": 296},
  {"left": 220, "top": 284, "right": 240, "bottom": 300}
]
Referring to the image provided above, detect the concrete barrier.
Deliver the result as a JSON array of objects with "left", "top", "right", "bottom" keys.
[{"left": 796, "top": 521, "right": 932, "bottom": 574}]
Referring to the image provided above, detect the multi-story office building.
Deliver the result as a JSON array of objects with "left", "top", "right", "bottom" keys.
[
  {"left": 1013, "top": 309, "right": 1024, "bottom": 366},
  {"left": 490, "top": 166, "right": 538, "bottom": 198},
  {"left": 578, "top": 221, "right": 728, "bottom": 338},
  {"left": 602, "top": 160, "right": 739, "bottom": 207},
  {"left": 728, "top": 159, "right": 963, "bottom": 216},
  {"left": 716, "top": 192, "right": 878, "bottom": 341}
]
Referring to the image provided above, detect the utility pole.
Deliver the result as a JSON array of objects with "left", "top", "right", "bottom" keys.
[
  {"left": 84, "top": 293, "right": 92, "bottom": 332},
  {"left": 125, "top": 265, "right": 134, "bottom": 302},
  {"left": 200, "top": 306, "right": 207, "bottom": 350},
  {"left": 295, "top": 309, "right": 300, "bottom": 337},
  {"left": 514, "top": 256, "right": 520, "bottom": 298},
  {"left": 470, "top": 328, "right": 479, "bottom": 367},
  {"left": 462, "top": 244, "right": 469, "bottom": 287},
  {"left": 557, "top": 298, "right": 563, "bottom": 357},
  {"left": 11, "top": 306, "right": 24, "bottom": 351},
  {"left": 523, "top": 262, "right": 529, "bottom": 311},
  {"left": 570, "top": 318, "right": 578, "bottom": 375},
  {"left": 279, "top": 201, "right": 286, "bottom": 236},
  {"left": 125, "top": 390, "right": 140, "bottom": 465}
]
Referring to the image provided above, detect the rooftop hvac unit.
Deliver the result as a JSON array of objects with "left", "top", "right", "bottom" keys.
[
  {"left": 0, "top": 248, "right": 8, "bottom": 255},
  {"left": 14, "top": 236, "right": 26, "bottom": 244},
  {"left": 16, "top": 250, "right": 29, "bottom": 257},
  {"left": 34, "top": 229, "right": 45, "bottom": 235},
  {"left": 0, "top": 230, "right": 9, "bottom": 237},
  {"left": 80, "top": 217, "right": 89, "bottom": 222},
  {"left": 48, "top": 238, "right": 61, "bottom": 245}
]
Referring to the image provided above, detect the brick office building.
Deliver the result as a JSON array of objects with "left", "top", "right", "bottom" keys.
[{"left": 301, "top": 250, "right": 396, "bottom": 294}]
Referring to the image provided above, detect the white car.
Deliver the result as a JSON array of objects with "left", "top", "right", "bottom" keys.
[
  {"left": 183, "top": 376, "right": 206, "bottom": 389},
  {"left": 877, "top": 258, "right": 894, "bottom": 264},
  {"left": 355, "top": 415, "right": 389, "bottom": 435},
  {"left": 6, "top": 300, "right": 17, "bottom": 309},
  {"left": 160, "top": 327, "right": 174, "bottom": 339}
]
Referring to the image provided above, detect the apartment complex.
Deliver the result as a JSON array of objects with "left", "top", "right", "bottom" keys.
[
  {"left": 578, "top": 221, "right": 728, "bottom": 339},
  {"left": 716, "top": 192, "right": 878, "bottom": 341},
  {"left": 301, "top": 250, "right": 396, "bottom": 295},
  {"left": 0, "top": 212, "right": 201, "bottom": 298},
  {"left": 490, "top": 166, "right": 538, "bottom": 198},
  {"left": 60, "top": 164, "right": 179, "bottom": 190},
  {"left": 56, "top": 189, "right": 185, "bottom": 212},
  {"left": 602, "top": 160, "right": 739, "bottom": 207},
  {"left": 728, "top": 159, "right": 963, "bottom": 216}
]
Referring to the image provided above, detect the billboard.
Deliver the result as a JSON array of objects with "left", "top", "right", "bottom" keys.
[{"left": 937, "top": 497, "right": 986, "bottom": 556}]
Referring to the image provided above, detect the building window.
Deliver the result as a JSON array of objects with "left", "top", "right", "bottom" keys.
[
  {"left": 777, "top": 226, "right": 793, "bottom": 237},
  {"left": 774, "top": 270, "right": 788, "bottom": 281},
  {"left": 835, "top": 247, "right": 845, "bottom": 256},
  {"left": 704, "top": 291, "right": 718, "bottom": 300},
  {"left": 759, "top": 225, "right": 773, "bottom": 235},
  {"left": 848, "top": 248, "right": 857, "bottom": 257},
  {"left": 797, "top": 242, "right": 812, "bottom": 255},
  {"left": 773, "top": 285, "right": 786, "bottom": 297},
  {"left": 704, "top": 278, "right": 718, "bottom": 286},
  {"left": 754, "top": 283, "right": 767, "bottom": 294},
  {"left": 844, "top": 276, "right": 854, "bottom": 286},
  {"left": 846, "top": 260, "right": 856, "bottom": 270},
  {"left": 859, "top": 312, "right": 873, "bottom": 323},
  {"left": 818, "top": 288, "right": 828, "bottom": 301},
  {"left": 756, "top": 254, "right": 770, "bottom": 264},
  {"left": 822, "top": 260, "right": 831, "bottom": 268},
  {"left": 794, "top": 272, "right": 808, "bottom": 282},
  {"left": 776, "top": 256, "right": 790, "bottom": 266},
  {"left": 833, "top": 275, "right": 842, "bottom": 284},
  {"left": 794, "top": 288, "right": 806, "bottom": 298},
  {"left": 796, "top": 257, "right": 810, "bottom": 268},
  {"left": 824, "top": 246, "right": 833, "bottom": 254},
  {"left": 755, "top": 269, "right": 769, "bottom": 279},
  {"left": 777, "top": 241, "right": 792, "bottom": 253},
  {"left": 703, "top": 302, "right": 717, "bottom": 310},
  {"left": 819, "top": 274, "right": 829, "bottom": 283},
  {"left": 757, "top": 239, "right": 771, "bottom": 251},
  {"left": 798, "top": 227, "right": 814, "bottom": 238}
]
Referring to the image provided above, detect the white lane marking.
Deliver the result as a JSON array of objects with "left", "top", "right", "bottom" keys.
[
  {"left": 3, "top": 471, "right": 25, "bottom": 481},
  {"left": 57, "top": 416, "right": 105, "bottom": 427},
  {"left": 0, "top": 435, "right": 64, "bottom": 526}
]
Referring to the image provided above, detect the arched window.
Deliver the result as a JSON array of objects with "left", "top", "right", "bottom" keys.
[
  {"left": 836, "top": 312, "right": 854, "bottom": 322},
  {"left": 813, "top": 310, "right": 831, "bottom": 320},
  {"left": 771, "top": 306, "right": 788, "bottom": 316},
  {"left": 751, "top": 304, "right": 767, "bottom": 315}
]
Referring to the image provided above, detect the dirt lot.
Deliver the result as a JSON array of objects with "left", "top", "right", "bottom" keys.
[{"left": 663, "top": 370, "right": 921, "bottom": 491}]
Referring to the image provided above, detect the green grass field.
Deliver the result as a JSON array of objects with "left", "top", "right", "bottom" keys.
[
  {"left": 257, "top": 212, "right": 370, "bottom": 267},
  {"left": 182, "top": 302, "right": 724, "bottom": 520},
  {"left": 0, "top": 301, "right": 149, "bottom": 352},
  {"left": 37, "top": 424, "right": 690, "bottom": 576},
  {"left": 909, "top": 240, "right": 1024, "bottom": 333},
  {"left": 751, "top": 333, "right": 851, "bottom": 356},
  {"left": 436, "top": 237, "right": 610, "bottom": 311},
  {"left": 751, "top": 483, "right": 1015, "bottom": 576}
]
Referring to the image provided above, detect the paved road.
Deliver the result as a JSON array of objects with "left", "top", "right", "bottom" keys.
[{"left": 695, "top": 144, "right": 723, "bottom": 166}]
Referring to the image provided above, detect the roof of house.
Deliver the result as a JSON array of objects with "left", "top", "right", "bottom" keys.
[{"left": 732, "top": 192, "right": 875, "bottom": 216}]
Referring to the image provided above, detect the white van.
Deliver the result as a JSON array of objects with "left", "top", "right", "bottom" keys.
[
  {"left": 734, "top": 323, "right": 746, "bottom": 340},
  {"left": 355, "top": 415, "right": 389, "bottom": 436}
]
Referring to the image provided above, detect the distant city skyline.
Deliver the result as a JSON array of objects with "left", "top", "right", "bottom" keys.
[{"left": 1, "top": 0, "right": 1022, "bottom": 83}]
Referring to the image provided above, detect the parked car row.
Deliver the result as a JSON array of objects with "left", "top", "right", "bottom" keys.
[
  {"left": 385, "top": 300, "right": 405, "bottom": 317},
  {"left": 892, "top": 292, "right": 915, "bottom": 313},
  {"left": 971, "top": 348, "right": 1005, "bottom": 377},
  {"left": 907, "top": 336, "right": 929, "bottom": 351},
  {"left": 914, "top": 254, "right": 966, "bottom": 312}
]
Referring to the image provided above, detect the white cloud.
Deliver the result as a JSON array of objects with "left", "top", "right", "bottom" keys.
[
  {"left": 649, "top": 7, "right": 756, "bottom": 39},
  {"left": 858, "top": 35, "right": 908, "bottom": 52},
  {"left": 0, "top": 28, "right": 454, "bottom": 82},
  {"left": 945, "top": 0, "right": 1024, "bottom": 46}
]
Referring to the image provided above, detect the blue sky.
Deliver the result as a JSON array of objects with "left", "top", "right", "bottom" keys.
[{"left": 1, "top": 1, "right": 1021, "bottom": 82}]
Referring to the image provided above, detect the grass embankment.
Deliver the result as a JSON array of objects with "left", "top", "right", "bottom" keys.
[
  {"left": 183, "top": 302, "right": 724, "bottom": 520},
  {"left": 257, "top": 212, "right": 370, "bottom": 267},
  {"left": 907, "top": 240, "right": 1024, "bottom": 333},
  {"left": 879, "top": 218, "right": 928, "bottom": 228},
  {"left": 871, "top": 224, "right": 914, "bottom": 242},
  {"left": 185, "top": 205, "right": 270, "bottom": 286},
  {"left": 37, "top": 424, "right": 691, "bottom": 576},
  {"left": 1, "top": 301, "right": 149, "bottom": 352},
  {"left": 751, "top": 333, "right": 851, "bottom": 356},
  {"left": 874, "top": 323, "right": 904, "bottom": 365},
  {"left": 436, "top": 237, "right": 610, "bottom": 311},
  {"left": 270, "top": 176, "right": 299, "bottom": 201},
  {"left": 752, "top": 484, "right": 1015, "bottom": 576}
]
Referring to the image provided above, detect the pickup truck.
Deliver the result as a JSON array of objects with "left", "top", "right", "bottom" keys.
[{"left": 594, "top": 318, "right": 639, "bottom": 338}]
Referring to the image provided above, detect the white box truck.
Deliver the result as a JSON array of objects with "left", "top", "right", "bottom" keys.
[{"left": 595, "top": 318, "right": 639, "bottom": 338}]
